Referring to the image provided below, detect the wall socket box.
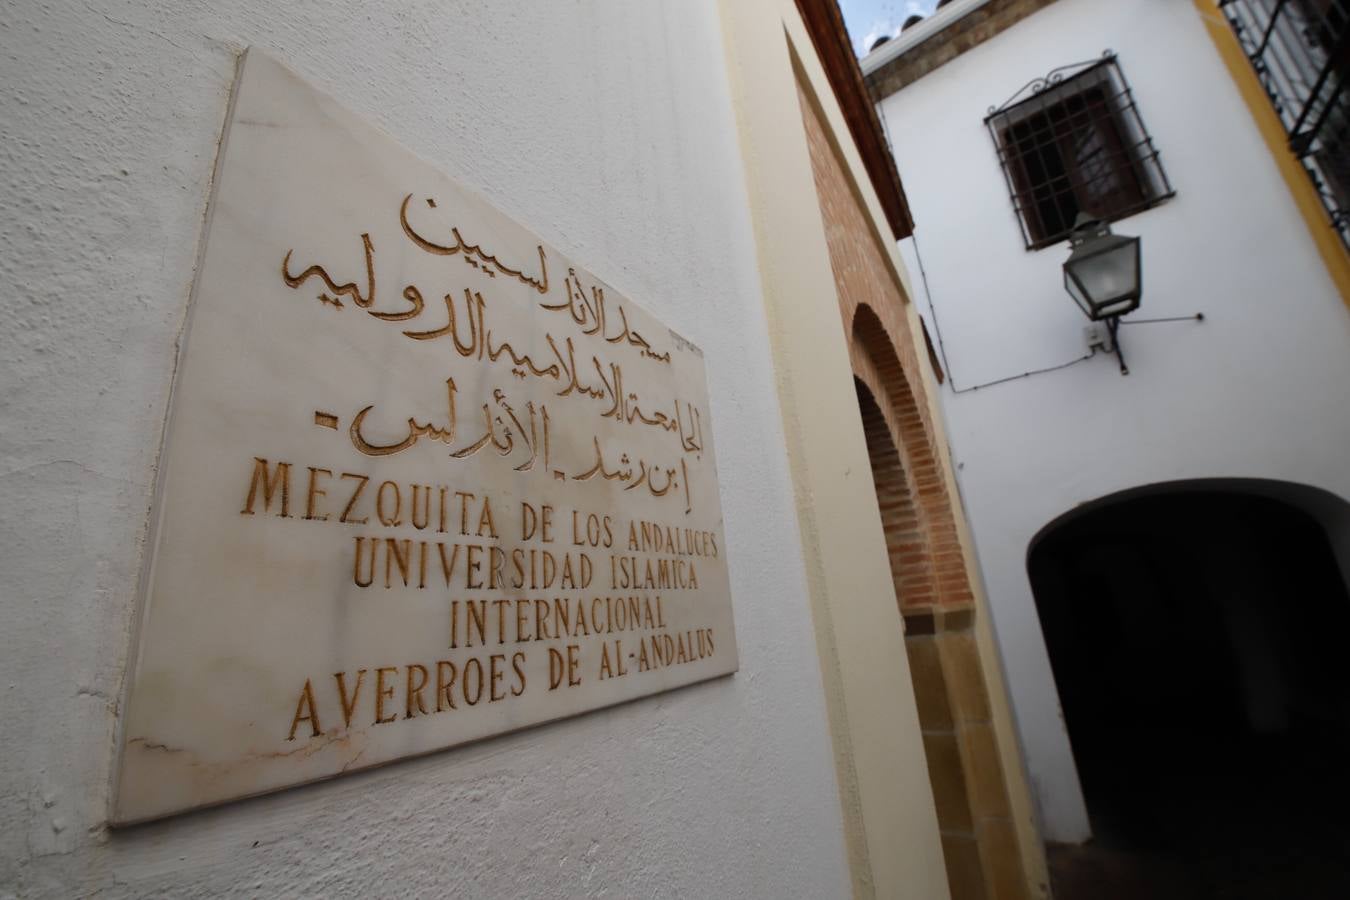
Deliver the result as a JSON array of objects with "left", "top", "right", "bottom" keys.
[{"left": 1084, "top": 322, "right": 1113, "bottom": 352}]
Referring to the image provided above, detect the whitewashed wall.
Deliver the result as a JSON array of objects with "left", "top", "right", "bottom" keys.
[
  {"left": 0, "top": 1, "right": 852, "bottom": 895},
  {"left": 876, "top": 0, "right": 1350, "bottom": 843}
]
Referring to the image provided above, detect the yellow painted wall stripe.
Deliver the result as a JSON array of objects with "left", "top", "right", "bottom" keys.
[{"left": 1193, "top": 0, "right": 1350, "bottom": 312}]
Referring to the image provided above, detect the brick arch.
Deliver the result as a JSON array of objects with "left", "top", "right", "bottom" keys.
[
  {"left": 850, "top": 303, "right": 972, "bottom": 610},
  {"left": 855, "top": 377, "right": 940, "bottom": 609},
  {"left": 853, "top": 313, "right": 1022, "bottom": 900}
]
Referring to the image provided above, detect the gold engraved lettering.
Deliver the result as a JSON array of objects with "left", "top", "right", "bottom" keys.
[
  {"left": 282, "top": 232, "right": 375, "bottom": 309},
  {"left": 466, "top": 599, "right": 487, "bottom": 647},
  {"left": 376, "top": 481, "right": 402, "bottom": 527},
  {"left": 521, "top": 502, "right": 554, "bottom": 542},
  {"left": 369, "top": 284, "right": 425, "bottom": 322},
  {"left": 241, "top": 458, "right": 292, "bottom": 517},
  {"left": 305, "top": 467, "right": 331, "bottom": 521},
  {"left": 548, "top": 644, "right": 581, "bottom": 689},
  {"left": 476, "top": 498, "right": 496, "bottom": 537},
  {"left": 515, "top": 599, "right": 531, "bottom": 643},
  {"left": 511, "top": 651, "right": 527, "bottom": 696},
  {"left": 339, "top": 472, "right": 370, "bottom": 524},
  {"left": 489, "top": 653, "right": 507, "bottom": 702},
  {"left": 400, "top": 193, "right": 550, "bottom": 294},
  {"left": 553, "top": 598, "right": 571, "bottom": 637},
  {"left": 335, "top": 669, "right": 366, "bottom": 729},
  {"left": 287, "top": 678, "right": 322, "bottom": 740},
  {"left": 327, "top": 373, "right": 693, "bottom": 504},
  {"left": 489, "top": 546, "right": 505, "bottom": 589},
  {"left": 462, "top": 657, "right": 484, "bottom": 705},
  {"left": 566, "top": 644, "right": 581, "bottom": 685},
  {"left": 384, "top": 538, "right": 411, "bottom": 588},
  {"left": 438, "top": 543, "right": 460, "bottom": 587},
  {"left": 535, "top": 599, "right": 553, "bottom": 640},
  {"left": 405, "top": 664, "right": 429, "bottom": 718},
  {"left": 289, "top": 202, "right": 713, "bottom": 487},
  {"left": 349, "top": 379, "right": 459, "bottom": 458},
  {"left": 401, "top": 288, "right": 479, "bottom": 354},
  {"left": 353, "top": 536, "right": 376, "bottom": 588},
  {"left": 396, "top": 190, "right": 675, "bottom": 364},
  {"left": 466, "top": 544, "right": 483, "bottom": 589},
  {"left": 455, "top": 491, "right": 475, "bottom": 535},
  {"left": 543, "top": 266, "right": 672, "bottom": 362},
  {"left": 374, "top": 666, "right": 398, "bottom": 724},
  {"left": 436, "top": 660, "right": 458, "bottom": 711},
  {"left": 410, "top": 484, "right": 431, "bottom": 530}
]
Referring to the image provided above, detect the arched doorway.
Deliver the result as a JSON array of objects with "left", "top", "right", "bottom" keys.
[
  {"left": 853, "top": 361, "right": 1024, "bottom": 900},
  {"left": 1029, "top": 480, "right": 1350, "bottom": 898}
]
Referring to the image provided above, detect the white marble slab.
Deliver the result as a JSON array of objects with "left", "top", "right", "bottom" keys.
[{"left": 112, "top": 50, "right": 738, "bottom": 825}]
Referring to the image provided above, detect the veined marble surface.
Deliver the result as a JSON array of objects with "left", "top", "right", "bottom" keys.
[{"left": 113, "top": 50, "right": 738, "bottom": 825}]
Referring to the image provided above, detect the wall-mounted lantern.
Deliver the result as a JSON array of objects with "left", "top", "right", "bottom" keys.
[{"left": 1063, "top": 215, "right": 1140, "bottom": 374}]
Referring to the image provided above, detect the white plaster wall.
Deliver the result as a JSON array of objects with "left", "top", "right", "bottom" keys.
[
  {"left": 0, "top": 1, "right": 852, "bottom": 896},
  {"left": 877, "top": 0, "right": 1350, "bottom": 843}
]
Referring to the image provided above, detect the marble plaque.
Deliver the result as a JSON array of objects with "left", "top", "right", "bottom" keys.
[{"left": 113, "top": 50, "right": 738, "bottom": 824}]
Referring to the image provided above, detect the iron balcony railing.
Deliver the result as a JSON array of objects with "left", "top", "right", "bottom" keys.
[{"left": 1219, "top": 0, "right": 1350, "bottom": 249}]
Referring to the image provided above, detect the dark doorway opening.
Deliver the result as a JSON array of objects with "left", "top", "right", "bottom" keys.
[{"left": 1030, "top": 483, "right": 1350, "bottom": 899}]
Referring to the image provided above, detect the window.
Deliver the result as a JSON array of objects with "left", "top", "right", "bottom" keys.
[
  {"left": 985, "top": 54, "right": 1174, "bottom": 250},
  {"left": 1221, "top": 0, "right": 1350, "bottom": 250}
]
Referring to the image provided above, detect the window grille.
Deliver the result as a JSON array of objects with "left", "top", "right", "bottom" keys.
[
  {"left": 985, "top": 53, "right": 1174, "bottom": 250},
  {"left": 1220, "top": 0, "right": 1350, "bottom": 250}
]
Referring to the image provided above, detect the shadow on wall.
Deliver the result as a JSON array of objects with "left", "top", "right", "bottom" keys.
[{"left": 1027, "top": 478, "right": 1350, "bottom": 900}]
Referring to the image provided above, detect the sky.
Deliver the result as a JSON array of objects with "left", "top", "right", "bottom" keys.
[{"left": 837, "top": 0, "right": 940, "bottom": 57}]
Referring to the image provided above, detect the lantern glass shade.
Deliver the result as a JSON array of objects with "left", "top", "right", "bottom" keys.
[{"left": 1063, "top": 230, "right": 1141, "bottom": 320}]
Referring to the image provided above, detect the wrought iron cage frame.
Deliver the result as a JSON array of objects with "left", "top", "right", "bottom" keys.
[
  {"left": 1218, "top": 0, "right": 1350, "bottom": 250},
  {"left": 985, "top": 51, "right": 1176, "bottom": 251}
]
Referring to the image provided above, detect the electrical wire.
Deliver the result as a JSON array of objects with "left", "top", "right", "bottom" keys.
[
  {"left": 911, "top": 229, "right": 1098, "bottom": 393},
  {"left": 951, "top": 350, "right": 1099, "bottom": 392},
  {"left": 1120, "top": 313, "right": 1206, "bottom": 324}
]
